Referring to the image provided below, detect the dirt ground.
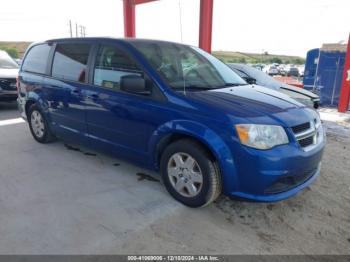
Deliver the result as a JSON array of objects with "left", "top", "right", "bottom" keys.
[
  {"left": 212, "top": 119, "right": 350, "bottom": 254},
  {"left": 97, "top": 114, "right": 350, "bottom": 255},
  {"left": 0, "top": 104, "right": 349, "bottom": 255}
]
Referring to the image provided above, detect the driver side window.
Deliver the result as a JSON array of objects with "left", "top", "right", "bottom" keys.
[{"left": 93, "top": 45, "right": 143, "bottom": 90}]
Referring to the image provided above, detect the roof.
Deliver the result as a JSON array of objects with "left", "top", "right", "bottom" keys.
[{"left": 45, "top": 37, "right": 186, "bottom": 46}]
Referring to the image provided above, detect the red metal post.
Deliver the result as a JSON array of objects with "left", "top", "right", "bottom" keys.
[
  {"left": 123, "top": 0, "right": 136, "bottom": 37},
  {"left": 123, "top": 0, "right": 158, "bottom": 37},
  {"left": 198, "top": 0, "right": 213, "bottom": 53},
  {"left": 133, "top": 0, "right": 158, "bottom": 5},
  {"left": 338, "top": 33, "right": 350, "bottom": 112}
]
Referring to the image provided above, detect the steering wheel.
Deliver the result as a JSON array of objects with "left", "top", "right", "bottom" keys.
[{"left": 184, "top": 64, "right": 210, "bottom": 79}]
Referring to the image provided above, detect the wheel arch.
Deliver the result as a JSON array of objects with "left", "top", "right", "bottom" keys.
[
  {"left": 148, "top": 120, "right": 238, "bottom": 194},
  {"left": 24, "top": 91, "right": 50, "bottom": 117},
  {"left": 25, "top": 99, "right": 37, "bottom": 118}
]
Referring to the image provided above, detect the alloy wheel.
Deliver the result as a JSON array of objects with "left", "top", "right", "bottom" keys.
[
  {"left": 167, "top": 152, "right": 203, "bottom": 197},
  {"left": 30, "top": 110, "right": 45, "bottom": 138}
]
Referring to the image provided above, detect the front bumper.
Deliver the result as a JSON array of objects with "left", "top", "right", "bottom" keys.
[
  {"left": 226, "top": 136, "right": 325, "bottom": 202},
  {"left": 0, "top": 90, "right": 17, "bottom": 101},
  {"left": 230, "top": 164, "right": 321, "bottom": 202}
]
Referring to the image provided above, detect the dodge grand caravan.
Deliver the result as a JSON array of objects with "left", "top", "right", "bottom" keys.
[{"left": 17, "top": 38, "right": 325, "bottom": 207}]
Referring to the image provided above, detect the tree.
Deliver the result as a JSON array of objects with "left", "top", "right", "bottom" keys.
[
  {"left": 238, "top": 57, "right": 246, "bottom": 63},
  {"left": 294, "top": 58, "right": 305, "bottom": 65},
  {"left": 270, "top": 57, "right": 282, "bottom": 64},
  {"left": 0, "top": 47, "right": 19, "bottom": 59}
]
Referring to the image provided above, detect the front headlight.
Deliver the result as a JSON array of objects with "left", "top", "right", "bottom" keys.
[{"left": 235, "top": 124, "right": 289, "bottom": 150}]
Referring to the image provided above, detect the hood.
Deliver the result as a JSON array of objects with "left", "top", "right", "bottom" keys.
[
  {"left": 0, "top": 68, "right": 19, "bottom": 79},
  {"left": 185, "top": 84, "right": 313, "bottom": 126},
  {"left": 280, "top": 84, "right": 319, "bottom": 100}
]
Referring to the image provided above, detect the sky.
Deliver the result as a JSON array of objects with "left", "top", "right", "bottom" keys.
[{"left": 0, "top": 0, "right": 349, "bottom": 57}]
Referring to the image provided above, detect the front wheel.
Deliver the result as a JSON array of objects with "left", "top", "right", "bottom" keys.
[
  {"left": 160, "top": 139, "right": 222, "bottom": 207},
  {"left": 28, "top": 105, "right": 55, "bottom": 143}
]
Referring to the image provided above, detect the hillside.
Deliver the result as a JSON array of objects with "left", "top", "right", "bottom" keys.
[
  {"left": 213, "top": 51, "right": 305, "bottom": 65},
  {"left": 0, "top": 41, "right": 32, "bottom": 57}
]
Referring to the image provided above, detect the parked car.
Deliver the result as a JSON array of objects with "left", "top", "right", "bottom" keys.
[
  {"left": 298, "top": 65, "right": 305, "bottom": 77},
  {"left": 228, "top": 63, "right": 320, "bottom": 109},
  {"left": 278, "top": 65, "right": 287, "bottom": 76},
  {"left": 18, "top": 38, "right": 325, "bottom": 207},
  {"left": 0, "top": 50, "right": 19, "bottom": 102},
  {"left": 264, "top": 65, "right": 279, "bottom": 76},
  {"left": 252, "top": 64, "right": 264, "bottom": 71},
  {"left": 287, "top": 67, "right": 300, "bottom": 77}
]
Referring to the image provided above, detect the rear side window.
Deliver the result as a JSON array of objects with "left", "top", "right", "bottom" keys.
[
  {"left": 22, "top": 44, "right": 51, "bottom": 74},
  {"left": 52, "top": 43, "right": 91, "bottom": 82},
  {"left": 93, "top": 45, "right": 142, "bottom": 89}
]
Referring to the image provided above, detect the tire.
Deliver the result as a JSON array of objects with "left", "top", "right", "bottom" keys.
[
  {"left": 28, "top": 105, "right": 55, "bottom": 143},
  {"left": 160, "top": 139, "right": 222, "bottom": 207}
]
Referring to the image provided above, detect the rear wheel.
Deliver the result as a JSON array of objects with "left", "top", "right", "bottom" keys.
[
  {"left": 28, "top": 105, "right": 55, "bottom": 143},
  {"left": 160, "top": 139, "right": 221, "bottom": 207}
]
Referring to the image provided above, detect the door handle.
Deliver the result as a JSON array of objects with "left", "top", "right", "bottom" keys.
[
  {"left": 87, "top": 93, "right": 99, "bottom": 100},
  {"left": 71, "top": 89, "right": 81, "bottom": 95}
]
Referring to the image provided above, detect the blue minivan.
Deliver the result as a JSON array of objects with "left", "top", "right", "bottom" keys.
[{"left": 17, "top": 38, "right": 325, "bottom": 207}]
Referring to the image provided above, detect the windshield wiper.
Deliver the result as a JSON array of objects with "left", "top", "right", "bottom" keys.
[
  {"left": 172, "top": 83, "right": 247, "bottom": 92},
  {"left": 224, "top": 83, "right": 247, "bottom": 87},
  {"left": 212, "top": 83, "right": 247, "bottom": 89},
  {"left": 173, "top": 85, "right": 213, "bottom": 91}
]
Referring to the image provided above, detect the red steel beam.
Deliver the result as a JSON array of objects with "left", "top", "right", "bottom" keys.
[
  {"left": 338, "top": 33, "right": 350, "bottom": 112},
  {"left": 123, "top": 0, "right": 136, "bottom": 37},
  {"left": 198, "top": 0, "right": 214, "bottom": 53},
  {"left": 123, "top": 0, "right": 214, "bottom": 54},
  {"left": 123, "top": 0, "right": 158, "bottom": 37},
  {"left": 133, "top": 0, "right": 157, "bottom": 5}
]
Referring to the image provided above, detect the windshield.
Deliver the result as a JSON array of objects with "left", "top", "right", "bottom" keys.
[
  {"left": 130, "top": 41, "right": 246, "bottom": 91},
  {"left": 0, "top": 52, "right": 19, "bottom": 69},
  {"left": 230, "top": 64, "right": 283, "bottom": 90}
]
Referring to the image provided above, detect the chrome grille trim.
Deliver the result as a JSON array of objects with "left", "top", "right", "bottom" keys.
[
  {"left": 294, "top": 126, "right": 316, "bottom": 140},
  {"left": 292, "top": 118, "right": 324, "bottom": 152}
]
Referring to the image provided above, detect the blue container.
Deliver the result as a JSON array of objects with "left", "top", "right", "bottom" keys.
[{"left": 303, "top": 45, "right": 346, "bottom": 106}]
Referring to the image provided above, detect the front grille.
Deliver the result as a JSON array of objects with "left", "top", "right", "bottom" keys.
[
  {"left": 291, "top": 120, "right": 319, "bottom": 150},
  {"left": 299, "top": 136, "right": 314, "bottom": 147},
  {"left": 265, "top": 166, "right": 318, "bottom": 194},
  {"left": 0, "top": 78, "right": 16, "bottom": 91},
  {"left": 291, "top": 122, "right": 310, "bottom": 134}
]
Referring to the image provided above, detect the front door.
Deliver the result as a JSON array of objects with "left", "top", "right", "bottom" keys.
[{"left": 84, "top": 44, "right": 166, "bottom": 165}]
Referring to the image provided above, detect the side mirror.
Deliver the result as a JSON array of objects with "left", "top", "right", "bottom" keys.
[
  {"left": 244, "top": 77, "right": 256, "bottom": 85},
  {"left": 120, "top": 74, "right": 149, "bottom": 95}
]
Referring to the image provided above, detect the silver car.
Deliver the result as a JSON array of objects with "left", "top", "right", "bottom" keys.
[
  {"left": 228, "top": 63, "right": 320, "bottom": 109},
  {"left": 0, "top": 50, "right": 19, "bottom": 102}
]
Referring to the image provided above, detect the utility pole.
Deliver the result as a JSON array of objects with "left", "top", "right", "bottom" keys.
[
  {"left": 71, "top": 22, "right": 87, "bottom": 37},
  {"left": 69, "top": 20, "right": 73, "bottom": 37},
  {"left": 79, "top": 25, "right": 85, "bottom": 37}
]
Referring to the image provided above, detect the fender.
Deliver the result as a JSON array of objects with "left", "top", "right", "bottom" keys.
[
  {"left": 148, "top": 119, "right": 239, "bottom": 194},
  {"left": 24, "top": 90, "right": 52, "bottom": 125}
]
